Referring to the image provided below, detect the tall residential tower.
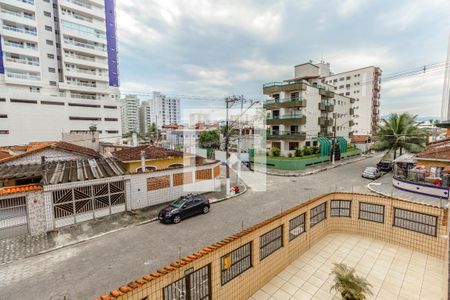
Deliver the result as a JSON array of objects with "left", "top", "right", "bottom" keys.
[{"left": 0, "top": 0, "right": 121, "bottom": 145}]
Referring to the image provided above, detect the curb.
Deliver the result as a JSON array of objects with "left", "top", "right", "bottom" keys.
[
  {"left": 258, "top": 155, "right": 373, "bottom": 177},
  {"left": 209, "top": 182, "right": 248, "bottom": 204}
]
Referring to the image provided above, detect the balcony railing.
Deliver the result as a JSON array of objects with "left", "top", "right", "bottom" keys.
[
  {"left": 71, "top": 93, "right": 97, "bottom": 100},
  {"left": 318, "top": 117, "right": 333, "bottom": 127},
  {"left": 67, "top": 81, "right": 96, "bottom": 87},
  {"left": 318, "top": 87, "right": 335, "bottom": 98},
  {"left": 373, "top": 99, "right": 380, "bottom": 107},
  {"left": 64, "top": 39, "right": 106, "bottom": 52},
  {"left": 15, "top": 0, "right": 34, "bottom": 4},
  {"left": 263, "top": 97, "right": 307, "bottom": 109},
  {"left": 3, "top": 25, "right": 37, "bottom": 36},
  {"left": 4, "top": 41, "right": 37, "bottom": 50},
  {"left": 263, "top": 81, "right": 306, "bottom": 94},
  {"left": 6, "top": 57, "right": 39, "bottom": 66},
  {"left": 267, "top": 114, "right": 306, "bottom": 125},
  {"left": 7, "top": 71, "right": 40, "bottom": 80},
  {"left": 266, "top": 130, "right": 306, "bottom": 140},
  {"left": 64, "top": 0, "right": 92, "bottom": 9},
  {"left": 318, "top": 102, "right": 334, "bottom": 112}
]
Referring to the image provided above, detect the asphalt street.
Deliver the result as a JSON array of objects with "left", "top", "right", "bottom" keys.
[{"left": 0, "top": 155, "right": 381, "bottom": 300}]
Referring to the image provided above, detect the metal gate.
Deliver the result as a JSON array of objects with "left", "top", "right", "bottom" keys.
[
  {"left": 163, "top": 264, "right": 211, "bottom": 300},
  {"left": 0, "top": 196, "right": 28, "bottom": 239},
  {"left": 52, "top": 180, "right": 126, "bottom": 228}
]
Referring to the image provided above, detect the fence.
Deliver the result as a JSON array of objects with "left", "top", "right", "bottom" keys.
[{"left": 98, "top": 192, "right": 448, "bottom": 300}]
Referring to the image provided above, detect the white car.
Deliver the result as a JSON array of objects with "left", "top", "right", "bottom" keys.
[{"left": 362, "top": 167, "right": 381, "bottom": 180}]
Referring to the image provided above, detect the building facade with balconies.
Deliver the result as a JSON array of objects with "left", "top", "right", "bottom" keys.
[
  {"left": 321, "top": 63, "right": 382, "bottom": 136},
  {"left": 263, "top": 63, "right": 353, "bottom": 156},
  {"left": 0, "top": 0, "right": 121, "bottom": 146}
]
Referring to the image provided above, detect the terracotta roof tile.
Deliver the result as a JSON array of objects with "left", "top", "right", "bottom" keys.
[
  {"left": 0, "top": 151, "right": 13, "bottom": 160},
  {"left": 113, "top": 145, "right": 183, "bottom": 162},
  {"left": 0, "top": 184, "right": 43, "bottom": 196},
  {"left": 416, "top": 144, "right": 450, "bottom": 160},
  {"left": 351, "top": 135, "right": 370, "bottom": 143}
]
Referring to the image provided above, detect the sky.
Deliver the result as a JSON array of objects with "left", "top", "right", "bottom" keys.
[{"left": 115, "top": 0, "right": 450, "bottom": 121}]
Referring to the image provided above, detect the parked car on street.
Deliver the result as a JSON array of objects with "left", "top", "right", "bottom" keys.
[
  {"left": 362, "top": 167, "right": 381, "bottom": 180},
  {"left": 376, "top": 160, "right": 393, "bottom": 172},
  {"left": 158, "top": 194, "right": 210, "bottom": 224}
]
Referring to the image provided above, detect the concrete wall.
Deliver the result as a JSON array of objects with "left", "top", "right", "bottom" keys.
[
  {"left": 101, "top": 192, "right": 448, "bottom": 300},
  {"left": 125, "top": 156, "right": 186, "bottom": 173}
]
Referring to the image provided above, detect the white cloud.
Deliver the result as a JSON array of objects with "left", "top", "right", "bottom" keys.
[
  {"left": 235, "top": 58, "right": 292, "bottom": 82},
  {"left": 337, "top": 0, "right": 367, "bottom": 17},
  {"left": 326, "top": 47, "right": 397, "bottom": 72}
]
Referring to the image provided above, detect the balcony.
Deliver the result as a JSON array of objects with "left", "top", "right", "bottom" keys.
[
  {"left": 350, "top": 98, "right": 356, "bottom": 104},
  {"left": 2, "top": 24, "right": 38, "bottom": 42},
  {"left": 266, "top": 130, "right": 306, "bottom": 140},
  {"left": 373, "top": 99, "right": 380, "bottom": 107},
  {"left": 263, "top": 97, "right": 307, "bottom": 110},
  {"left": 63, "top": 38, "right": 107, "bottom": 57},
  {"left": 373, "top": 108, "right": 380, "bottom": 115},
  {"left": 318, "top": 117, "right": 333, "bottom": 127},
  {"left": 318, "top": 102, "right": 334, "bottom": 112},
  {"left": 318, "top": 131, "right": 333, "bottom": 138},
  {"left": 318, "top": 87, "right": 335, "bottom": 98},
  {"left": 60, "top": 0, "right": 105, "bottom": 19},
  {"left": 266, "top": 114, "right": 306, "bottom": 126},
  {"left": 349, "top": 131, "right": 354, "bottom": 138},
  {"left": 263, "top": 81, "right": 306, "bottom": 95},
  {"left": 349, "top": 120, "right": 355, "bottom": 127},
  {"left": 349, "top": 108, "right": 355, "bottom": 115}
]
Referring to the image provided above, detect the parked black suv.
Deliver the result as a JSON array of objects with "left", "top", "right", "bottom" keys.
[
  {"left": 376, "top": 160, "right": 393, "bottom": 172},
  {"left": 158, "top": 194, "right": 210, "bottom": 224}
]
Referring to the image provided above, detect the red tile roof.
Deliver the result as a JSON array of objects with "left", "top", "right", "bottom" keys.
[
  {"left": 416, "top": 144, "right": 450, "bottom": 161},
  {"left": 0, "top": 141, "right": 100, "bottom": 164},
  {"left": 351, "top": 135, "right": 370, "bottom": 143},
  {"left": 113, "top": 145, "right": 184, "bottom": 162},
  {"left": 0, "top": 151, "right": 13, "bottom": 160},
  {"left": 0, "top": 184, "right": 43, "bottom": 196}
]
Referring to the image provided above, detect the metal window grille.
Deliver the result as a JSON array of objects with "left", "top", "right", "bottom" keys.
[
  {"left": 310, "top": 202, "right": 326, "bottom": 227},
  {"left": 221, "top": 242, "right": 252, "bottom": 285},
  {"left": 330, "top": 200, "right": 351, "bottom": 217},
  {"left": 259, "top": 225, "right": 283, "bottom": 260},
  {"left": 289, "top": 213, "right": 305, "bottom": 241},
  {"left": 0, "top": 196, "right": 27, "bottom": 229},
  {"left": 393, "top": 208, "right": 437, "bottom": 237},
  {"left": 359, "top": 202, "right": 384, "bottom": 223},
  {"left": 163, "top": 264, "right": 210, "bottom": 300}
]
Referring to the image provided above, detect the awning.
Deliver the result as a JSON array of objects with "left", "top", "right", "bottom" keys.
[{"left": 393, "top": 153, "right": 416, "bottom": 163}]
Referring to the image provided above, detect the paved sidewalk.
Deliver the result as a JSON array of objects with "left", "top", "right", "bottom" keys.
[
  {"left": 0, "top": 167, "right": 245, "bottom": 266},
  {"left": 367, "top": 173, "right": 448, "bottom": 207},
  {"left": 253, "top": 153, "right": 378, "bottom": 177}
]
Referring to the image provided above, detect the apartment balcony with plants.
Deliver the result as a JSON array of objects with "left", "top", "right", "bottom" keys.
[
  {"left": 263, "top": 96, "right": 307, "bottom": 110},
  {"left": 266, "top": 112, "right": 307, "bottom": 126}
]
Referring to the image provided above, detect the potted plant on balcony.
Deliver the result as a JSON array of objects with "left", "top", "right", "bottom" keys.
[{"left": 331, "top": 263, "right": 372, "bottom": 300}]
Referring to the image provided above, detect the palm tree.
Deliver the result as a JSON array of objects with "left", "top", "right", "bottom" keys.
[
  {"left": 373, "top": 113, "right": 426, "bottom": 159},
  {"left": 331, "top": 263, "right": 372, "bottom": 300}
]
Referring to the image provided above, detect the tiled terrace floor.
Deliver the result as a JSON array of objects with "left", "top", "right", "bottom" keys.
[{"left": 250, "top": 234, "right": 445, "bottom": 300}]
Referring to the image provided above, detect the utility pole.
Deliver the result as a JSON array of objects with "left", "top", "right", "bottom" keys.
[
  {"left": 236, "top": 95, "right": 244, "bottom": 184},
  {"left": 225, "top": 97, "right": 231, "bottom": 195},
  {"left": 330, "top": 115, "right": 337, "bottom": 164}
]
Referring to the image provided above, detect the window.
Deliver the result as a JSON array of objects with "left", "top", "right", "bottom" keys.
[
  {"left": 106, "top": 130, "right": 119, "bottom": 134},
  {"left": 104, "top": 105, "right": 117, "bottom": 109},
  {"left": 41, "top": 101, "right": 64, "bottom": 106},
  {"left": 10, "top": 99, "right": 37, "bottom": 104},
  {"left": 48, "top": 68, "right": 55, "bottom": 73},
  {"left": 289, "top": 213, "right": 305, "bottom": 241},
  {"left": 339, "top": 77, "right": 344, "bottom": 81},
  {"left": 49, "top": 81, "right": 56, "bottom": 86},
  {"left": 331, "top": 200, "right": 351, "bottom": 217},
  {"left": 0, "top": 115, "right": 7, "bottom": 118},
  {"left": 289, "top": 142, "right": 298, "bottom": 151},
  {"left": 104, "top": 118, "right": 118, "bottom": 121},
  {"left": 260, "top": 226, "right": 283, "bottom": 260},
  {"left": 44, "top": 11, "right": 51, "bottom": 17},
  {"left": 46, "top": 40, "right": 54, "bottom": 45},
  {"left": 68, "top": 103, "right": 100, "bottom": 108},
  {"left": 359, "top": 202, "right": 384, "bottom": 223},
  {"left": 346, "top": 76, "right": 351, "bottom": 80},
  {"left": 30, "top": 87, "right": 40, "bottom": 93},
  {"left": 393, "top": 208, "right": 437, "bottom": 237},
  {"left": 310, "top": 203, "right": 326, "bottom": 227},
  {"left": 69, "top": 116, "right": 101, "bottom": 121},
  {"left": 45, "top": 25, "right": 52, "bottom": 31},
  {"left": 221, "top": 242, "right": 252, "bottom": 285},
  {"left": 0, "top": 130, "right": 9, "bottom": 134},
  {"left": 47, "top": 54, "right": 55, "bottom": 59}
]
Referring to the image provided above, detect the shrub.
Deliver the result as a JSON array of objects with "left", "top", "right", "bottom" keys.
[
  {"left": 303, "top": 146, "right": 311, "bottom": 156},
  {"left": 312, "top": 146, "right": 320, "bottom": 154},
  {"left": 271, "top": 147, "right": 281, "bottom": 157},
  {"left": 295, "top": 147, "right": 303, "bottom": 157},
  {"left": 288, "top": 153, "right": 293, "bottom": 158}
]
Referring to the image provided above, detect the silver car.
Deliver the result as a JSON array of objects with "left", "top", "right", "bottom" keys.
[{"left": 362, "top": 167, "right": 381, "bottom": 179}]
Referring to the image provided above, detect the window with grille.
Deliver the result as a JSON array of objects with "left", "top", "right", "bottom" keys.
[
  {"left": 393, "top": 208, "right": 437, "bottom": 237},
  {"left": 221, "top": 242, "right": 252, "bottom": 285},
  {"left": 260, "top": 226, "right": 283, "bottom": 260},
  {"left": 289, "top": 213, "right": 305, "bottom": 241},
  {"left": 330, "top": 200, "right": 351, "bottom": 217},
  {"left": 359, "top": 202, "right": 384, "bottom": 223},
  {"left": 310, "top": 202, "right": 326, "bottom": 227}
]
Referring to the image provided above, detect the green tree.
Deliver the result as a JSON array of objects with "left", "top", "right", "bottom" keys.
[
  {"left": 373, "top": 113, "right": 426, "bottom": 159},
  {"left": 199, "top": 130, "right": 221, "bottom": 149},
  {"left": 271, "top": 147, "right": 281, "bottom": 157},
  {"left": 331, "top": 263, "right": 372, "bottom": 300}
]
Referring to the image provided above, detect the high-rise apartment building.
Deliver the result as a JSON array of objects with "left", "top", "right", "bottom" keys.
[
  {"left": 0, "top": 0, "right": 121, "bottom": 146},
  {"left": 138, "top": 100, "right": 151, "bottom": 135},
  {"left": 150, "top": 91, "right": 180, "bottom": 129},
  {"left": 120, "top": 94, "right": 139, "bottom": 134},
  {"left": 441, "top": 34, "right": 450, "bottom": 124},
  {"left": 263, "top": 63, "right": 354, "bottom": 156},
  {"left": 320, "top": 62, "right": 382, "bottom": 135}
]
